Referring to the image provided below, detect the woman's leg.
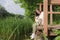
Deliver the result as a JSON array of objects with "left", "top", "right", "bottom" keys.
[
  {"left": 32, "top": 23, "right": 37, "bottom": 33},
  {"left": 30, "top": 23, "right": 37, "bottom": 39}
]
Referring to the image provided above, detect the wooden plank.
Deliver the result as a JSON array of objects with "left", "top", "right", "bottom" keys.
[
  {"left": 37, "top": 3, "right": 60, "bottom": 5},
  {"left": 36, "top": 25, "right": 60, "bottom": 36},
  {"left": 50, "top": 4, "right": 53, "bottom": 25},
  {"left": 48, "top": 12, "right": 60, "bottom": 14},
  {"left": 49, "top": 32, "right": 57, "bottom": 36},
  {"left": 50, "top": 0, "right": 60, "bottom": 5},
  {"left": 36, "top": 25, "right": 60, "bottom": 30},
  {"left": 48, "top": 25, "right": 60, "bottom": 29},
  {"left": 43, "top": 0, "right": 48, "bottom": 36}
]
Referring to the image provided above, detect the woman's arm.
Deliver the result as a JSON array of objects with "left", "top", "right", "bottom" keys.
[{"left": 36, "top": 9, "right": 41, "bottom": 14}]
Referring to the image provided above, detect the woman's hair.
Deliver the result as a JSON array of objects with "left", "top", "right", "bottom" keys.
[
  {"left": 35, "top": 9, "right": 41, "bottom": 16},
  {"left": 35, "top": 11, "right": 40, "bottom": 16}
]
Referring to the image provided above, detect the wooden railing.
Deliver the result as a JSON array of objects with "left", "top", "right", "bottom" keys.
[{"left": 37, "top": 0, "right": 60, "bottom": 36}]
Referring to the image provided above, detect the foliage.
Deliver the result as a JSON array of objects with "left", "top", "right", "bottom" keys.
[
  {"left": 54, "top": 30, "right": 60, "bottom": 35},
  {"left": 15, "top": 0, "right": 60, "bottom": 40},
  {"left": 54, "top": 36, "right": 60, "bottom": 40},
  {"left": 15, "top": 0, "right": 43, "bottom": 19},
  {"left": 0, "top": 5, "right": 33, "bottom": 40},
  {"left": 53, "top": 5, "right": 60, "bottom": 12},
  {"left": 0, "top": 16, "right": 33, "bottom": 40},
  {"left": 0, "top": 0, "right": 60, "bottom": 40},
  {"left": 0, "top": 5, "right": 15, "bottom": 18}
]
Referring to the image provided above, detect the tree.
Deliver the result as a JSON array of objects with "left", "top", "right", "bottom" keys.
[
  {"left": 15, "top": 0, "right": 43, "bottom": 19},
  {"left": 15, "top": 0, "right": 60, "bottom": 21},
  {"left": 0, "top": 5, "right": 15, "bottom": 18}
]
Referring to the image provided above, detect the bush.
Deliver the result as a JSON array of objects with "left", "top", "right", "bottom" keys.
[
  {"left": 54, "top": 36, "right": 60, "bottom": 40},
  {"left": 0, "top": 16, "right": 33, "bottom": 40}
]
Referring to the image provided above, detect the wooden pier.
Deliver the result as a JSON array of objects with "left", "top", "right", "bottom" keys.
[
  {"left": 37, "top": 25, "right": 60, "bottom": 36},
  {"left": 36, "top": 0, "right": 60, "bottom": 36}
]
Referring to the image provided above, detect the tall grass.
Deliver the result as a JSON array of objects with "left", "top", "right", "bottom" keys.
[{"left": 0, "top": 16, "right": 33, "bottom": 40}]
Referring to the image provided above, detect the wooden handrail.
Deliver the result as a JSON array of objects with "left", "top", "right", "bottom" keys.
[
  {"left": 48, "top": 12, "right": 60, "bottom": 14},
  {"left": 37, "top": 3, "right": 60, "bottom": 5},
  {"left": 50, "top": 0, "right": 60, "bottom": 5}
]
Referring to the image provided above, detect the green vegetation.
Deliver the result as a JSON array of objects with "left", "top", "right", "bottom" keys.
[
  {"left": 15, "top": 0, "right": 43, "bottom": 20},
  {"left": 15, "top": 0, "right": 60, "bottom": 40},
  {"left": 0, "top": 5, "right": 33, "bottom": 40},
  {"left": 0, "top": 0, "right": 60, "bottom": 40},
  {"left": 0, "top": 16, "right": 33, "bottom": 40}
]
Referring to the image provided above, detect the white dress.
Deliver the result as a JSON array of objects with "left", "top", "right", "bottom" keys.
[
  {"left": 30, "top": 12, "right": 44, "bottom": 39},
  {"left": 38, "top": 12, "right": 44, "bottom": 25}
]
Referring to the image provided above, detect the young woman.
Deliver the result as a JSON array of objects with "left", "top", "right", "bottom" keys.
[{"left": 30, "top": 9, "right": 44, "bottom": 40}]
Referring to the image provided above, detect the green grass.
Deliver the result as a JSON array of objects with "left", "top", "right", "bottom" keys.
[{"left": 0, "top": 16, "right": 33, "bottom": 40}]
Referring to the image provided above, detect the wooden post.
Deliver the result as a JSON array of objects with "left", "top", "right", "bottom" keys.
[
  {"left": 43, "top": 0, "right": 48, "bottom": 36},
  {"left": 50, "top": 4, "right": 53, "bottom": 25}
]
